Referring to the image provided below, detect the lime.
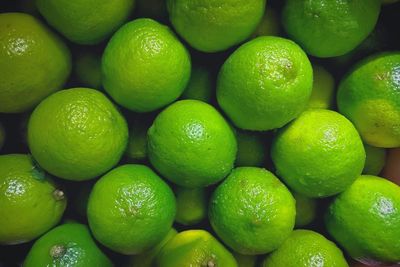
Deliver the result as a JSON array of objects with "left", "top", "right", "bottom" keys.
[
  {"left": 87, "top": 164, "right": 176, "bottom": 255},
  {"left": 282, "top": 0, "right": 381, "bottom": 57},
  {"left": 209, "top": 167, "right": 296, "bottom": 255},
  {"left": 24, "top": 223, "right": 112, "bottom": 267},
  {"left": 148, "top": 99, "right": 237, "bottom": 188},
  {"left": 167, "top": 0, "right": 266, "bottom": 52},
  {"left": 293, "top": 192, "right": 316, "bottom": 227},
  {"left": 125, "top": 117, "right": 151, "bottom": 162},
  {"left": 363, "top": 144, "right": 386, "bottom": 175},
  {"left": 233, "top": 252, "right": 257, "bottom": 267},
  {"left": 271, "top": 109, "right": 365, "bottom": 198},
  {"left": 0, "top": 122, "right": 5, "bottom": 150},
  {"left": 28, "top": 88, "right": 128, "bottom": 181},
  {"left": 0, "top": 154, "right": 66, "bottom": 245},
  {"left": 102, "top": 18, "right": 191, "bottom": 112},
  {"left": 155, "top": 229, "right": 238, "bottom": 267},
  {"left": 181, "top": 65, "right": 213, "bottom": 103},
  {"left": 308, "top": 65, "right": 335, "bottom": 109},
  {"left": 252, "top": 7, "right": 279, "bottom": 38},
  {"left": 217, "top": 36, "right": 313, "bottom": 131},
  {"left": 235, "top": 130, "right": 268, "bottom": 167},
  {"left": 337, "top": 52, "right": 400, "bottom": 148},
  {"left": 175, "top": 186, "right": 207, "bottom": 225},
  {"left": 326, "top": 175, "right": 400, "bottom": 263},
  {"left": 0, "top": 12, "right": 71, "bottom": 113},
  {"left": 262, "top": 230, "right": 348, "bottom": 267},
  {"left": 74, "top": 51, "right": 102, "bottom": 89}
]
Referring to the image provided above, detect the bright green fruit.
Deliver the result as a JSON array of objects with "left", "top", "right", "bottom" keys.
[
  {"left": 252, "top": 7, "right": 279, "bottom": 38},
  {"left": 0, "top": 13, "right": 71, "bottom": 113},
  {"left": 181, "top": 65, "right": 213, "bottom": 103},
  {"left": 308, "top": 65, "right": 335, "bottom": 109},
  {"left": 36, "top": 0, "right": 135, "bottom": 45},
  {"left": 337, "top": 52, "right": 400, "bottom": 148},
  {"left": 74, "top": 51, "right": 102, "bottom": 89},
  {"left": 262, "top": 230, "right": 348, "bottom": 267},
  {"left": 326, "top": 175, "right": 400, "bottom": 263},
  {"left": 293, "top": 192, "right": 316, "bottom": 227},
  {"left": 363, "top": 144, "right": 386, "bottom": 175},
  {"left": 0, "top": 122, "right": 5, "bottom": 150},
  {"left": 217, "top": 36, "right": 313, "bottom": 131},
  {"left": 282, "top": 0, "right": 381, "bottom": 57},
  {"left": 102, "top": 18, "right": 191, "bottom": 112},
  {"left": 87, "top": 164, "right": 176, "bottom": 255},
  {"left": 233, "top": 252, "right": 257, "bottom": 267},
  {"left": 209, "top": 167, "right": 296, "bottom": 255},
  {"left": 148, "top": 100, "right": 237, "bottom": 188},
  {"left": 272, "top": 109, "right": 365, "bottom": 198},
  {"left": 28, "top": 88, "right": 128, "bottom": 181},
  {"left": 175, "top": 186, "right": 207, "bottom": 225},
  {"left": 155, "top": 230, "right": 238, "bottom": 267},
  {"left": 0, "top": 154, "right": 66, "bottom": 245},
  {"left": 167, "top": 0, "right": 266, "bottom": 52},
  {"left": 24, "top": 223, "right": 112, "bottom": 267},
  {"left": 126, "top": 118, "right": 151, "bottom": 162},
  {"left": 235, "top": 130, "right": 267, "bottom": 167}
]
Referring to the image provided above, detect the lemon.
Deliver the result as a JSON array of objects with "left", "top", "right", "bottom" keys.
[
  {"left": 363, "top": 144, "right": 386, "bottom": 175},
  {"left": 175, "top": 186, "right": 207, "bottom": 226},
  {"left": 308, "top": 65, "right": 335, "bottom": 109}
]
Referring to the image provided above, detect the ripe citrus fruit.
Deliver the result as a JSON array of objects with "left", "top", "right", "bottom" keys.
[
  {"left": 0, "top": 122, "right": 5, "bottom": 150},
  {"left": 363, "top": 144, "right": 386, "bottom": 175},
  {"left": 87, "top": 164, "right": 176, "bottom": 255},
  {"left": 235, "top": 130, "right": 268, "bottom": 167},
  {"left": 217, "top": 36, "right": 313, "bottom": 131},
  {"left": 0, "top": 12, "right": 71, "bottom": 113},
  {"left": 308, "top": 65, "right": 335, "bottom": 109},
  {"left": 293, "top": 192, "right": 317, "bottom": 227},
  {"left": 175, "top": 186, "right": 207, "bottom": 225},
  {"left": 271, "top": 109, "right": 365, "bottom": 198},
  {"left": 181, "top": 65, "right": 213, "bottom": 103},
  {"left": 28, "top": 88, "right": 128, "bottom": 181},
  {"left": 74, "top": 50, "right": 102, "bottom": 89}
]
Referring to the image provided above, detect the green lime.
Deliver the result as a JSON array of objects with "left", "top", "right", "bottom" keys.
[
  {"left": 74, "top": 51, "right": 102, "bottom": 89},
  {"left": 308, "top": 65, "right": 335, "bottom": 109},
  {"left": 28, "top": 88, "right": 128, "bottom": 181},
  {"left": 326, "top": 175, "right": 400, "bottom": 263},
  {"left": 181, "top": 65, "right": 213, "bottom": 103},
  {"left": 24, "top": 223, "right": 112, "bottom": 267},
  {"left": 87, "top": 164, "right": 176, "bottom": 255},
  {"left": 175, "top": 186, "right": 207, "bottom": 225},
  {"left": 293, "top": 192, "right": 316, "bottom": 227},
  {"left": 167, "top": 0, "right": 266, "bottom": 52},
  {"left": 363, "top": 144, "right": 386, "bottom": 175},
  {"left": 252, "top": 7, "right": 279, "bottom": 38},
  {"left": 125, "top": 117, "right": 151, "bottom": 162},
  {"left": 148, "top": 99, "right": 237, "bottom": 188},
  {"left": 262, "top": 229, "right": 348, "bottom": 267},
  {"left": 36, "top": 0, "right": 135, "bottom": 45},
  {"left": 233, "top": 252, "right": 257, "bottom": 267},
  {"left": 235, "top": 130, "right": 268, "bottom": 167},
  {"left": 0, "top": 12, "right": 71, "bottom": 113},
  {"left": 217, "top": 36, "right": 313, "bottom": 131},
  {"left": 209, "top": 167, "right": 296, "bottom": 255},
  {"left": 0, "top": 154, "right": 66, "bottom": 245},
  {"left": 0, "top": 122, "right": 5, "bottom": 151},
  {"left": 337, "top": 52, "right": 400, "bottom": 148},
  {"left": 102, "top": 18, "right": 191, "bottom": 112},
  {"left": 155, "top": 229, "right": 238, "bottom": 267},
  {"left": 136, "top": 0, "right": 167, "bottom": 20},
  {"left": 271, "top": 109, "right": 365, "bottom": 198},
  {"left": 282, "top": 0, "right": 381, "bottom": 57}
]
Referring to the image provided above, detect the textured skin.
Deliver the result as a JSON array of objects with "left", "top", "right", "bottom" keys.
[
  {"left": 167, "top": 0, "right": 266, "bottom": 52},
  {"left": 283, "top": 0, "right": 381, "bottom": 57},
  {"left": 363, "top": 144, "right": 386, "bottom": 175},
  {"left": 235, "top": 130, "right": 267, "bottom": 167},
  {"left": 308, "top": 65, "right": 335, "bottom": 109},
  {"left": 0, "top": 13, "right": 71, "bottom": 113},
  {"left": 0, "top": 122, "right": 5, "bottom": 150},
  {"left": 262, "top": 230, "right": 348, "bottom": 267},
  {"left": 102, "top": 18, "right": 191, "bottom": 112},
  {"left": 326, "top": 175, "right": 400, "bottom": 262},
  {"left": 148, "top": 100, "right": 237, "bottom": 188},
  {"left": 0, "top": 154, "right": 66, "bottom": 245},
  {"left": 181, "top": 65, "right": 213, "bottom": 103},
  {"left": 36, "top": 0, "right": 135, "bottom": 44},
  {"left": 155, "top": 230, "right": 238, "bottom": 267},
  {"left": 293, "top": 192, "right": 316, "bottom": 227},
  {"left": 24, "top": 223, "right": 112, "bottom": 267},
  {"left": 271, "top": 109, "right": 365, "bottom": 198},
  {"left": 338, "top": 52, "right": 400, "bottom": 148},
  {"left": 28, "top": 88, "right": 128, "bottom": 181},
  {"left": 209, "top": 167, "right": 296, "bottom": 255},
  {"left": 87, "top": 164, "right": 176, "bottom": 255},
  {"left": 175, "top": 186, "right": 207, "bottom": 225},
  {"left": 217, "top": 36, "right": 313, "bottom": 131}
]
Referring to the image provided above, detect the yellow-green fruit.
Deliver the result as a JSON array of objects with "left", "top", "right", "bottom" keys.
[
  {"left": 293, "top": 192, "right": 316, "bottom": 227},
  {"left": 0, "top": 122, "right": 5, "bottom": 150},
  {"left": 235, "top": 130, "right": 267, "bottom": 167},
  {"left": 337, "top": 52, "right": 400, "bottom": 148},
  {"left": 0, "top": 154, "right": 66, "bottom": 245},
  {"left": 308, "top": 65, "right": 335, "bottom": 109},
  {"left": 272, "top": 109, "right": 365, "bottom": 198},
  {"left": 126, "top": 118, "right": 151, "bottom": 162},
  {"left": 36, "top": 0, "right": 135, "bottom": 45},
  {"left": 252, "top": 8, "right": 279, "bottom": 38},
  {"left": 75, "top": 51, "right": 102, "bottom": 89},
  {"left": 363, "top": 144, "right": 386, "bottom": 175},
  {"left": 167, "top": 0, "right": 266, "bottom": 52},
  {"left": 28, "top": 88, "right": 128, "bottom": 181},
  {"left": 209, "top": 167, "right": 296, "bottom": 255},
  {"left": 233, "top": 252, "right": 257, "bottom": 267},
  {"left": 181, "top": 65, "right": 213, "bottom": 103},
  {"left": 326, "top": 175, "right": 400, "bottom": 262},
  {"left": 155, "top": 230, "right": 238, "bottom": 267},
  {"left": 102, "top": 18, "right": 191, "bottom": 112},
  {"left": 0, "top": 13, "right": 71, "bottom": 113},
  {"left": 175, "top": 186, "right": 207, "bottom": 225}
]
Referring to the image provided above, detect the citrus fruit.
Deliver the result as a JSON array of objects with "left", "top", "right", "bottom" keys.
[
  {"left": 235, "top": 130, "right": 268, "bottom": 167},
  {"left": 74, "top": 51, "right": 102, "bottom": 89},
  {"left": 382, "top": 148, "right": 400, "bottom": 186},
  {"left": 308, "top": 65, "right": 335, "bottom": 109},
  {"left": 217, "top": 36, "right": 313, "bottom": 131},
  {"left": 282, "top": 0, "right": 381, "bottom": 57},
  {"left": 36, "top": 0, "right": 135, "bottom": 45},
  {"left": 363, "top": 144, "right": 386, "bottom": 175},
  {"left": 262, "top": 229, "right": 348, "bottom": 267},
  {"left": 24, "top": 223, "right": 112, "bottom": 267},
  {"left": 252, "top": 7, "right": 279, "bottom": 38},
  {"left": 233, "top": 252, "right": 257, "bottom": 267},
  {"left": 0, "top": 122, "right": 5, "bottom": 150},
  {"left": 181, "top": 65, "right": 213, "bottom": 103},
  {"left": 87, "top": 164, "right": 176, "bottom": 255},
  {"left": 147, "top": 99, "right": 237, "bottom": 188},
  {"left": 0, "top": 12, "right": 71, "bottom": 113},
  {"left": 326, "top": 175, "right": 400, "bottom": 263},
  {"left": 102, "top": 18, "right": 191, "bottom": 112},
  {"left": 293, "top": 192, "right": 317, "bottom": 227},
  {"left": 209, "top": 167, "right": 296, "bottom": 255},
  {"left": 271, "top": 109, "right": 365, "bottom": 198},
  {"left": 337, "top": 52, "right": 400, "bottom": 148},
  {"left": 28, "top": 88, "right": 128, "bottom": 181},
  {"left": 167, "top": 0, "right": 266, "bottom": 52},
  {"left": 125, "top": 117, "right": 151, "bottom": 162},
  {"left": 175, "top": 186, "right": 207, "bottom": 225},
  {"left": 155, "top": 229, "right": 238, "bottom": 267},
  {"left": 0, "top": 154, "right": 66, "bottom": 245}
]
